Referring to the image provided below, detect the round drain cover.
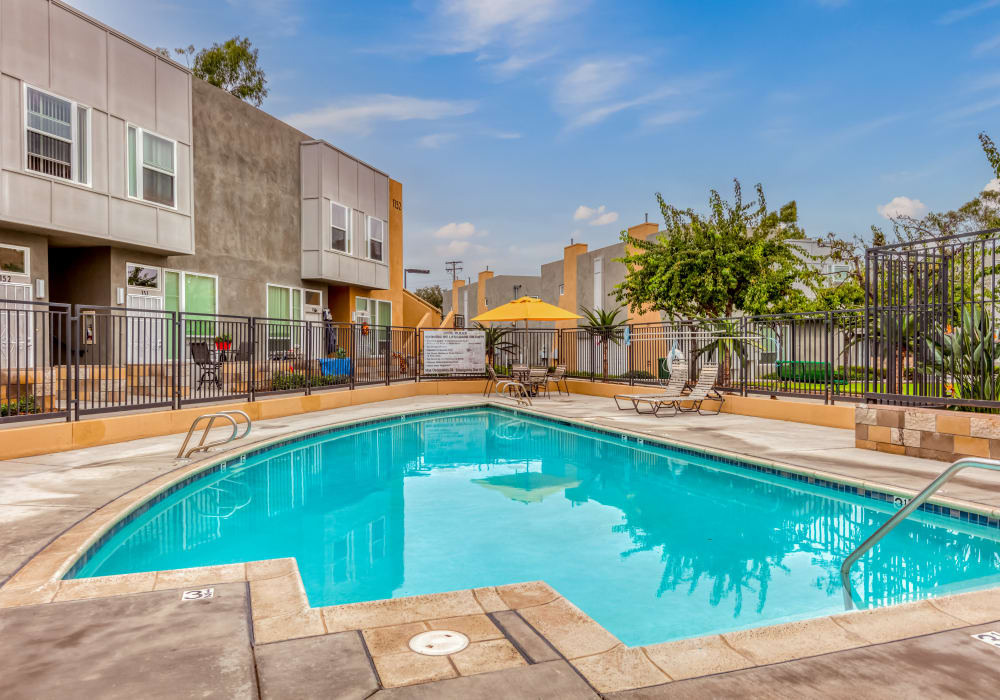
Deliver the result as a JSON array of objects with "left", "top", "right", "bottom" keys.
[{"left": 408, "top": 630, "right": 470, "bottom": 656}]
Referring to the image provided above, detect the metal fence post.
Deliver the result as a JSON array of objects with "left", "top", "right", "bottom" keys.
[
  {"left": 172, "top": 312, "right": 180, "bottom": 410},
  {"left": 248, "top": 317, "right": 256, "bottom": 402},
  {"left": 825, "top": 311, "right": 832, "bottom": 405},
  {"left": 385, "top": 327, "right": 391, "bottom": 386},
  {"left": 305, "top": 322, "right": 312, "bottom": 396},
  {"left": 628, "top": 324, "right": 634, "bottom": 386},
  {"left": 69, "top": 310, "right": 78, "bottom": 421},
  {"left": 741, "top": 316, "right": 747, "bottom": 397},
  {"left": 349, "top": 323, "right": 356, "bottom": 390}
]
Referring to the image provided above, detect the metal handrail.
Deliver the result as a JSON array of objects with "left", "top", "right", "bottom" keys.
[
  {"left": 840, "top": 456, "right": 1000, "bottom": 609},
  {"left": 177, "top": 410, "right": 252, "bottom": 459}
]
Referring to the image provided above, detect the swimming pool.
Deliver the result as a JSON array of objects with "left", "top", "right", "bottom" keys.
[{"left": 69, "top": 407, "right": 1000, "bottom": 647}]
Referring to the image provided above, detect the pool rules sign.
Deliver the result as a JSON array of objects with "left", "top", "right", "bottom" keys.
[{"left": 423, "top": 330, "right": 486, "bottom": 375}]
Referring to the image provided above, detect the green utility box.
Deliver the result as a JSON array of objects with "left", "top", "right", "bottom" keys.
[{"left": 657, "top": 357, "right": 671, "bottom": 379}]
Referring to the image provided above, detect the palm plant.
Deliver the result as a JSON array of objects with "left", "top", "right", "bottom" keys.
[
  {"left": 921, "top": 307, "right": 1000, "bottom": 409},
  {"left": 580, "top": 305, "right": 628, "bottom": 379},
  {"left": 693, "top": 318, "right": 757, "bottom": 387},
  {"left": 474, "top": 322, "right": 517, "bottom": 368}
]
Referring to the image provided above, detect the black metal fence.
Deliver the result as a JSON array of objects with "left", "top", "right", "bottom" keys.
[
  {"left": 866, "top": 228, "right": 1000, "bottom": 410},
  {"left": 0, "top": 301, "right": 422, "bottom": 424}
]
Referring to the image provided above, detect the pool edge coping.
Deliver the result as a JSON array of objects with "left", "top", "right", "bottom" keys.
[{"left": 2, "top": 397, "right": 1000, "bottom": 693}]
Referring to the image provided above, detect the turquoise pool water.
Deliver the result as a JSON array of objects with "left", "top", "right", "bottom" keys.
[{"left": 71, "top": 408, "right": 1000, "bottom": 646}]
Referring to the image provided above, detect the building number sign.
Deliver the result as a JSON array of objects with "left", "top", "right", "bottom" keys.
[{"left": 392, "top": 199, "right": 402, "bottom": 211}]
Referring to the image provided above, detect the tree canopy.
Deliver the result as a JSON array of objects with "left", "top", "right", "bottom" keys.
[
  {"left": 613, "top": 180, "right": 819, "bottom": 319},
  {"left": 193, "top": 37, "right": 269, "bottom": 107},
  {"left": 414, "top": 284, "right": 443, "bottom": 311}
]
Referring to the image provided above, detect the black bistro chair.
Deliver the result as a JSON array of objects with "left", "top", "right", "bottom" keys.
[{"left": 190, "top": 341, "right": 223, "bottom": 390}]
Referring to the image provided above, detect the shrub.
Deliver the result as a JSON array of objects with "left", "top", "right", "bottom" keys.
[
  {"left": 0, "top": 395, "right": 41, "bottom": 416},
  {"left": 622, "top": 370, "right": 654, "bottom": 380}
]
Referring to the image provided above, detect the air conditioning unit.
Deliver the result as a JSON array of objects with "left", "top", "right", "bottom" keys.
[{"left": 353, "top": 310, "right": 371, "bottom": 323}]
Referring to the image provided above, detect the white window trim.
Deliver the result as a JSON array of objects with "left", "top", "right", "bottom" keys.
[
  {"left": 355, "top": 296, "right": 392, "bottom": 325},
  {"left": 330, "top": 201, "right": 352, "bottom": 255},
  {"left": 366, "top": 216, "right": 386, "bottom": 263},
  {"left": 125, "top": 262, "right": 162, "bottom": 291},
  {"left": 164, "top": 269, "right": 219, "bottom": 314},
  {"left": 23, "top": 83, "right": 92, "bottom": 188},
  {"left": 127, "top": 123, "right": 178, "bottom": 210},
  {"left": 0, "top": 243, "right": 30, "bottom": 279}
]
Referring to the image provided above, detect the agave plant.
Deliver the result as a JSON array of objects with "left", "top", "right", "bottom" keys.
[
  {"left": 921, "top": 307, "right": 1000, "bottom": 407},
  {"left": 473, "top": 322, "right": 517, "bottom": 368},
  {"left": 580, "top": 305, "right": 629, "bottom": 380}
]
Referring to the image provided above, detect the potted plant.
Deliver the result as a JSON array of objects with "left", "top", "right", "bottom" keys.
[
  {"left": 320, "top": 347, "right": 352, "bottom": 377},
  {"left": 213, "top": 333, "right": 233, "bottom": 350}
]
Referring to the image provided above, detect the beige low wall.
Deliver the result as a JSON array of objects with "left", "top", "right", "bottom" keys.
[
  {"left": 0, "top": 380, "right": 855, "bottom": 459},
  {"left": 855, "top": 404, "right": 1000, "bottom": 462}
]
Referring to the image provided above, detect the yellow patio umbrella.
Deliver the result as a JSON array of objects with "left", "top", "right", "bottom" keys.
[{"left": 471, "top": 296, "right": 581, "bottom": 324}]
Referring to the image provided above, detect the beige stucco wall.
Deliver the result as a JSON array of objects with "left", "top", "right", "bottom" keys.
[{"left": 0, "top": 0, "right": 194, "bottom": 254}]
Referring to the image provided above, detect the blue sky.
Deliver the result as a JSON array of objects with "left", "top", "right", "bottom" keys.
[{"left": 73, "top": 0, "right": 1000, "bottom": 289}]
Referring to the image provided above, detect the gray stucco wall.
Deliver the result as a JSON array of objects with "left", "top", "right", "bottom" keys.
[
  {"left": 164, "top": 79, "right": 323, "bottom": 317},
  {"left": 0, "top": 229, "right": 47, "bottom": 300}
]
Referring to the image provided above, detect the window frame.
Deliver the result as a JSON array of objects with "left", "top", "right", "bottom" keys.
[
  {"left": 266, "top": 283, "right": 307, "bottom": 321},
  {"left": 23, "top": 83, "right": 92, "bottom": 187},
  {"left": 366, "top": 216, "right": 386, "bottom": 262},
  {"left": 0, "top": 243, "right": 30, "bottom": 279},
  {"left": 125, "top": 262, "right": 162, "bottom": 291},
  {"left": 163, "top": 269, "right": 219, "bottom": 313},
  {"left": 330, "top": 201, "right": 352, "bottom": 255},
  {"left": 126, "top": 123, "right": 178, "bottom": 210}
]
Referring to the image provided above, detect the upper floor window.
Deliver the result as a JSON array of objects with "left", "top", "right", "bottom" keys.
[
  {"left": 367, "top": 216, "right": 385, "bottom": 262},
  {"left": 127, "top": 125, "right": 176, "bottom": 207},
  {"left": 25, "top": 86, "right": 90, "bottom": 185},
  {"left": 331, "top": 202, "right": 351, "bottom": 254}
]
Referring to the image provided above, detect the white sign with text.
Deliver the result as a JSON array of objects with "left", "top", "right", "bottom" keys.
[{"left": 422, "top": 330, "right": 486, "bottom": 374}]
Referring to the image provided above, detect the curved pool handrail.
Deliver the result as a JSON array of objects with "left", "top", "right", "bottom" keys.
[
  {"left": 177, "top": 413, "right": 239, "bottom": 459},
  {"left": 218, "top": 410, "right": 252, "bottom": 441},
  {"left": 840, "top": 456, "right": 1000, "bottom": 610}
]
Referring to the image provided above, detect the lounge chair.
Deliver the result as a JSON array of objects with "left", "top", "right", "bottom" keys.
[
  {"left": 633, "top": 364, "right": 720, "bottom": 416},
  {"left": 614, "top": 361, "right": 688, "bottom": 411},
  {"left": 484, "top": 365, "right": 502, "bottom": 396}
]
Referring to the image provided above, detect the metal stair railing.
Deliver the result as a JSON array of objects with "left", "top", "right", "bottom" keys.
[
  {"left": 177, "top": 409, "right": 252, "bottom": 459},
  {"left": 840, "top": 456, "right": 1000, "bottom": 609}
]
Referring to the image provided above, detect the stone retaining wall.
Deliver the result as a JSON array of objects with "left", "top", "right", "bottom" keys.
[{"left": 855, "top": 404, "right": 1000, "bottom": 462}]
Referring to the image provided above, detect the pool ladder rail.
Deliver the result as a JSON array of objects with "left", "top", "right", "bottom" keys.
[
  {"left": 840, "top": 456, "right": 1000, "bottom": 610},
  {"left": 177, "top": 410, "right": 252, "bottom": 459}
]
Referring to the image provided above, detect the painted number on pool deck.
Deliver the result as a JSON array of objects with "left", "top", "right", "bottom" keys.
[
  {"left": 971, "top": 631, "right": 1000, "bottom": 649},
  {"left": 181, "top": 588, "right": 214, "bottom": 601}
]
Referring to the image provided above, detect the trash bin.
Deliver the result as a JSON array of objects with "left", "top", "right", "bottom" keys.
[{"left": 657, "top": 357, "right": 671, "bottom": 379}]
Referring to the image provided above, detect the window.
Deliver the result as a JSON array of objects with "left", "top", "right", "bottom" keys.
[
  {"left": 558, "top": 284, "right": 564, "bottom": 296},
  {"left": 266, "top": 284, "right": 304, "bottom": 322},
  {"left": 367, "top": 216, "right": 385, "bottom": 262},
  {"left": 25, "top": 86, "right": 90, "bottom": 185},
  {"left": 331, "top": 202, "right": 351, "bottom": 254},
  {"left": 304, "top": 290, "right": 322, "bottom": 307},
  {"left": 126, "top": 263, "right": 160, "bottom": 289},
  {"left": 127, "top": 125, "right": 176, "bottom": 207},
  {"left": 0, "top": 245, "right": 29, "bottom": 276},
  {"left": 164, "top": 270, "right": 218, "bottom": 346}
]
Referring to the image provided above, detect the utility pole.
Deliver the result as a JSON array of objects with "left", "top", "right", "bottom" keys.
[{"left": 445, "top": 260, "right": 463, "bottom": 282}]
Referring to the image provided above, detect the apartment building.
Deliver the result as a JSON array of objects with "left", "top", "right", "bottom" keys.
[
  {"left": 0, "top": 0, "right": 438, "bottom": 333},
  {"left": 443, "top": 222, "right": 662, "bottom": 328}
]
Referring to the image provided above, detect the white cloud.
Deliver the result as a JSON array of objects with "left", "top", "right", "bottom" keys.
[
  {"left": 939, "top": 96, "right": 1000, "bottom": 123},
  {"left": 877, "top": 196, "right": 928, "bottom": 220},
  {"left": 642, "top": 109, "right": 702, "bottom": 128},
  {"left": 434, "top": 222, "right": 487, "bottom": 240},
  {"left": 567, "top": 89, "right": 676, "bottom": 129},
  {"left": 418, "top": 132, "right": 458, "bottom": 148},
  {"left": 574, "top": 204, "right": 604, "bottom": 220},
  {"left": 284, "top": 95, "right": 477, "bottom": 135},
  {"left": 225, "top": 0, "right": 301, "bottom": 36},
  {"left": 974, "top": 34, "right": 1000, "bottom": 54},
  {"left": 433, "top": 0, "right": 580, "bottom": 54},
  {"left": 556, "top": 57, "right": 640, "bottom": 105},
  {"left": 492, "top": 52, "right": 554, "bottom": 78},
  {"left": 574, "top": 205, "right": 617, "bottom": 226},
  {"left": 590, "top": 211, "right": 619, "bottom": 226},
  {"left": 940, "top": 0, "right": 1000, "bottom": 25}
]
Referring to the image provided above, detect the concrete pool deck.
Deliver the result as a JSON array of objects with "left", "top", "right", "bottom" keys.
[{"left": 2, "top": 393, "right": 1000, "bottom": 697}]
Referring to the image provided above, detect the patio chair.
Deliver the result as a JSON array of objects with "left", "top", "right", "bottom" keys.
[
  {"left": 511, "top": 363, "right": 529, "bottom": 382},
  {"left": 526, "top": 367, "right": 550, "bottom": 397},
  {"left": 613, "top": 361, "right": 689, "bottom": 411},
  {"left": 547, "top": 365, "right": 569, "bottom": 395},
  {"left": 484, "top": 365, "right": 501, "bottom": 396},
  {"left": 633, "top": 364, "right": 719, "bottom": 416},
  {"left": 189, "top": 341, "right": 222, "bottom": 390}
]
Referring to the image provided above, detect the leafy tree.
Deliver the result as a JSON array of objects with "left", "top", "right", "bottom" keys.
[
  {"left": 193, "top": 37, "right": 269, "bottom": 107},
  {"left": 613, "top": 180, "right": 819, "bottom": 319},
  {"left": 580, "top": 305, "right": 629, "bottom": 380},
  {"left": 414, "top": 284, "right": 444, "bottom": 311}
]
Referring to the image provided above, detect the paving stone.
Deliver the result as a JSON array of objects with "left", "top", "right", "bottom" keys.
[
  {"left": 372, "top": 660, "right": 598, "bottom": 699},
  {"left": 0, "top": 582, "right": 255, "bottom": 699},
  {"left": 491, "top": 610, "right": 561, "bottom": 663},
  {"left": 256, "top": 631, "right": 379, "bottom": 700}
]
